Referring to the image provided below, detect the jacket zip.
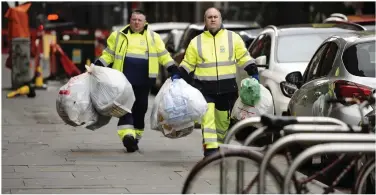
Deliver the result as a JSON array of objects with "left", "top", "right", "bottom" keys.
[{"left": 213, "top": 36, "right": 219, "bottom": 94}]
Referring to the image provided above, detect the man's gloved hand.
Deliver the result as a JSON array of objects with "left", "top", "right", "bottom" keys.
[
  {"left": 250, "top": 74, "right": 259, "bottom": 82},
  {"left": 171, "top": 74, "right": 181, "bottom": 81}
]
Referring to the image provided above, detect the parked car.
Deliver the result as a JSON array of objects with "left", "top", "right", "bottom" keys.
[
  {"left": 284, "top": 31, "right": 375, "bottom": 190},
  {"left": 240, "top": 23, "right": 364, "bottom": 115},
  {"left": 285, "top": 31, "right": 375, "bottom": 125}
]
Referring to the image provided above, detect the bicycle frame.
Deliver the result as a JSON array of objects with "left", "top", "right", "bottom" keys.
[{"left": 282, "top": 143, "right": 376, "bottom": 193}]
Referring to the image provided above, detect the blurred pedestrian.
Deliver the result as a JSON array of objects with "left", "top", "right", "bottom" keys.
[
  {"left": 94, "top": 9, "right": 176, "bottom": 153},
  {"left": 167, "top": 7, "right": 259, "bottom": 157}
]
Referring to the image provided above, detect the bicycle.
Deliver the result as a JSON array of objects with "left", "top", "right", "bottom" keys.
[
  {"left": 247, "top": 96, "right": 376, "bottom": 194},
  {"left": 181, "top": 93, "right": 375, "bottom": 194}
]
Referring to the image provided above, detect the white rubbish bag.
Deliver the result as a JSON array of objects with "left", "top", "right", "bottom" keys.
[
  {"left": 56, "top": 73, "right": 111, "bottom": 130},
  {"left": 86, "top": 65, "right": 135, "bottom": 118},
  {"left": 150, "top": 78, "right": 207, "bottom": 138},
  {"left": 231, "top": 84, "right": 274, "bottom": 126}
]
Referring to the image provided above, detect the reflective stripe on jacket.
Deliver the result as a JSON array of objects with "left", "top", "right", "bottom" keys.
[
  {"left": 97, "top": 24, "right": 175, "bottom": 78},
  {"left": 180, "top": 29, "right": 255, "bottom": 94}
]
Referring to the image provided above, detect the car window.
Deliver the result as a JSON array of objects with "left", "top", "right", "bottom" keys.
[
  {"left": 248, "top": 33, "right": 272, "bottom": 64},
  {"left": 342, "top": 40, "right": 376, "bottom": 78},
  {"left": 276, "top": 32, "right": 351, "bottom": 63},
  {"left": 304, "top": 43, "right": 330, "bottom": 82},
  {"left": 318, "top": 42, "right": 339, "bottom": 77}
]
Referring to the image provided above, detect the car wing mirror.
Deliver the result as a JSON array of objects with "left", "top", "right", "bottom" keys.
[
  {"left": 255, "top": 55, "right": 268, "bottom": 68},
  {"left": 285, "top": 71, "right": 303, "bottom": 88}
]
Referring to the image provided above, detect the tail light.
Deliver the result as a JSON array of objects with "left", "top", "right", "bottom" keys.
[
  {"left": 59, "top": 90, "right": 70, "bottom": 95},
  {"left": 334, "top": 80, "right": 372, "bottom": 101}
]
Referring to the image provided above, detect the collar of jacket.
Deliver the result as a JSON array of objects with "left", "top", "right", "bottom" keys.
[
  {"left": 203, "top": 23, "right": 224, "bottom": 37},
  {"left": 120, "top": 23, "right": 149, "bottom": 35}
]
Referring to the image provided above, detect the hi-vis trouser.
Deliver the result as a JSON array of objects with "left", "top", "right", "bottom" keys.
[
  {"left": 201, "top": 93, "right": 238, "bottom": 149},
  {"left": 117, "top": 85, "right": 150, "bottom": 141}
]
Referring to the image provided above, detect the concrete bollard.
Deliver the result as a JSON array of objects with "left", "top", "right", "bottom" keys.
[{"left": 11, "top": 38, "right": 31, "bottom": 89}]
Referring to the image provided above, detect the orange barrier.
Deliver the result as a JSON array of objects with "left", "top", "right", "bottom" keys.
[{"left": 52, "top": 43, "right": 82, "bottom": 77}]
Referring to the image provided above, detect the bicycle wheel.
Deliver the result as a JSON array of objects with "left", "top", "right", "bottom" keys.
[
  {"left": 182, "top": 149, "right": 284, "bottom": 194},
  {"left": 353, "top": 157, "right": 375, "bottom": 194}
]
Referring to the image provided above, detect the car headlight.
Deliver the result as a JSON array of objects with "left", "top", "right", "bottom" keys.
[{"left": 280, "top": 81, "right": 298, "bottom": 98}]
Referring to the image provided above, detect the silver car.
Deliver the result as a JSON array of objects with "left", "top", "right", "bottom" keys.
[{"left": 285, "top": 31, "right": 375, "bottom": 126}]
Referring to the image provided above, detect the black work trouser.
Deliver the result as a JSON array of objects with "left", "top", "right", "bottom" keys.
[{"left": 117, "top": 85, "right": 150, "bottom": 140}]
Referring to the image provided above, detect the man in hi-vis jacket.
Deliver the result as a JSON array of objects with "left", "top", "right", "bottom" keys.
[
  {"left": 94, "top": 10, "right": 176, "bottom": 152},
  {"left": 168, "top": 7, "right": 260, "bottom": 157}
]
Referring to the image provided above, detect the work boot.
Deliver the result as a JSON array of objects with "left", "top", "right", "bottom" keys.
[
  {"left": 204, "top": 148, "right": 219, "bottom": 158},
  {"left": 122, "top": 135, "right": 139, "bottom": 153}
]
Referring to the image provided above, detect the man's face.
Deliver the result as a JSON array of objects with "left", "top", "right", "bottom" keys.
[
  {"left": 204, "top": 8, "right": 221, "bottom": 32},
  {"left": 130, "top": 13, "right": 146, "bottom": 32}
]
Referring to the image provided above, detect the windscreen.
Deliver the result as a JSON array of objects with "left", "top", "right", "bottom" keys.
[{"left": 276, "top": 32, "right": 350, "bottom": 63}]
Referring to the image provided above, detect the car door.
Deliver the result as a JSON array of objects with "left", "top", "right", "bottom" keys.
[
  {"left": 248, "top": 33, "right": 272, "bottom": 68},
  {"left": 309, "top": 42, "right": 339, "bottom": 116},
  {"left": 293, "top": 42, "right": 331, "bottom": 116},
  {"left": 240, "top": 33, "right": 272, "bottom": 87}
]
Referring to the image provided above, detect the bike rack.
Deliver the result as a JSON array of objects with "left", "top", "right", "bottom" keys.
[
  {"left": 258, "top": 133, "right": 376, "bottom": 194},
  {"left": 282, "top": 124, "right": 363, "bottom": 134},
  {"left": 223, "top": 116, "right": 348, "bottom": 145},
  {"left": 282, "top": 143, "right": 376, "bottom": 194},
  {"left": 220, "top": 116, "right": 349, "bottom": 194},
  {"left": 243, "top": 124, "right": 360, "bottom": 147}
]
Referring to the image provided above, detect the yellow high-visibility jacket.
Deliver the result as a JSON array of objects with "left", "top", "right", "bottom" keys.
[
  {"left": 180, "top": 28, "right": 255, "bottom": 94},
  {"left": 96, "top": 24, "right": 175, "bottom": 78}
]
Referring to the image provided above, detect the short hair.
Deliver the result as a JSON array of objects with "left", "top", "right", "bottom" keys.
[
  {"left": 131, "top": 9, "right": 147, "bottom": 19},
  {"left": 203, "top": 7, "right": 222, "bottom": 19}
]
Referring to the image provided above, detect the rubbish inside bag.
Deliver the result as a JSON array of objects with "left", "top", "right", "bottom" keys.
[{"left": 150, "top": 78, "right": 207, "bottom": 138}]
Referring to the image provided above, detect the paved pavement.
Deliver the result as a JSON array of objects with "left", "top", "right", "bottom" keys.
[{"left": 2, "top": 55, "right": 338, "bottom": 194}]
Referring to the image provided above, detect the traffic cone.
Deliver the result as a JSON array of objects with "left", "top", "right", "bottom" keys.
[
  {"left": 7, "top": 84, "right": 36, "bottom": 98},
  {"left": 33, "top": 65, "right": 47, "bottom": 89}
]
